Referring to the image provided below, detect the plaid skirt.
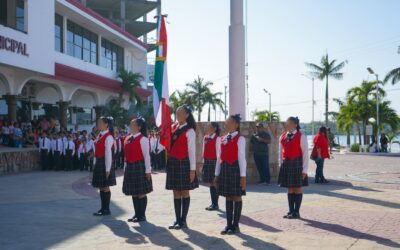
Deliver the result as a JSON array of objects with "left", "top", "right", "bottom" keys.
[
  {"left": 202, "top": 159, "right": 217, "bottom": 183},
  {"left": 278, "top": 157, "right": 308, "bottom": 188},
  {"left": 217, "top": 161, "right": 246, "bottom": 197},
  {"left": 122, "top": 161, "right": 153, "bottom": 195},
  {"left": 92, "top": 158, "right": 117, "bottom": 188},
  {"left": 166, "top": 157, "right": 199, "bottom": 191}
]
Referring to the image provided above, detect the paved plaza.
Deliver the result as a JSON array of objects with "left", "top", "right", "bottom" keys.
[{"left": 0, "top": 153, "right": 399, "bottom": 250}]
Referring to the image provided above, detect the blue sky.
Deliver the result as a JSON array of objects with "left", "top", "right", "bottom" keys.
[{"left": 154, "top": 0, "right": 400, "bottom": 122}]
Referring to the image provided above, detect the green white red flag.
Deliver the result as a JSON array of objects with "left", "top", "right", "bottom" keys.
[{"left": 153, "top": 15, "right": 171, "bottom": 151}]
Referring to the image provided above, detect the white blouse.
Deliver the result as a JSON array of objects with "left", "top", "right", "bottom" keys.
[
  {"left": 93, "top": 130, "right": 114, "bottom": 172},
  {"left": 278, "top": 130, "right": 309, "bottom": 174},
  {"left": 127, "top": 132, "right": 152, "bottom": 174},
  {"left": 215, "top": 131, "right": 247, "bottom": 177},
  {"left": 176, "top": 123, "right": 196, "bottom": 171}
]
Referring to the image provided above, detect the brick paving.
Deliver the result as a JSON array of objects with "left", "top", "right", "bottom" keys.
[{"left": 0, "top": 153, "right": 399, "bottom": 249}]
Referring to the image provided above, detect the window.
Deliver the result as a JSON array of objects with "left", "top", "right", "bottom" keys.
[
  {"left": 66, "top": 21, "right": 98, "bottom": 64},
  {"left": 101, "top": 38, "right": 124, "bottom": 72},
  {"left": 55, "top": 14, "right": 63, "bottom": 52},
  {"left": 0, "top": 0, "right": 26, "bottom": 33}
]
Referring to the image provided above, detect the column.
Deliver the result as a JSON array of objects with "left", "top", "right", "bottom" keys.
[
  {"left": 57, "top": 101, "right": 69, "bottom": 130},
  {"left": 93, "top": 106, "right": 104, "bottom": 121},
  {"left": 229, "top": 0, "right": 246, "bottom": 119},
  {"left": 120, "top": 0, "right": 126, "bottom": 30},
  {"left": 4, "top": 95, "right": 17, "bottom": 122}
]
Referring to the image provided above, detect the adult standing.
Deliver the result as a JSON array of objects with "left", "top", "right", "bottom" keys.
[
  {"left": 311, "top": 126, "right": 330, "bottom": 184},
  {"left": 250, "top": 122, "right": 271, "bottom": 185},
  {"left": 380, "top": 133, "right": 388, "bottom": 153}
]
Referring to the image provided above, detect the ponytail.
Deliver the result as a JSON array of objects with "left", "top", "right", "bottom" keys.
[
  {"left": 211, "top": 122, "right": 220, "bottom": 137},
  {"left": 229, "top": 114, "right": 242, "bottom": 132},
  {"left": 180, "top": 104, "right": 196, "bottom": 130}
]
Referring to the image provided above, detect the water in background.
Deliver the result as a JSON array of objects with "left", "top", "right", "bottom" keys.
[{"left": 306, "top": 135, "right": 400, "bottom": 153}]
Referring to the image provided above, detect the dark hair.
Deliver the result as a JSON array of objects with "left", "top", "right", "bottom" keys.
[
  {"left": 318, "top": 126, "right": 328, "bottom": 138},
  {"left": 133, "top": 117, "right": 147, "bottom": 137},
  {"left": 180, "top": 105, "right": 196, "bottom": 130},
  {"left": 100, "top": 116, "right": 114, "bottom": 137},
  {"left": 229, "top": 114, "right": 242, "bottom": 132},
  {"left": 287, "top": 116, "right": 300, "bottom": 131},
  {"left": 210, "top": 122, "right": 220, "bottom": 136}
]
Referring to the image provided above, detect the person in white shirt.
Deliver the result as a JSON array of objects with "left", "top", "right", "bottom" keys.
[
  {"left": 167, "top": 105, "right": 198, "bottom": 230},
  {"left": 92, "top": 117, "right": 116, "bottom": 216},
  {"left": 202, "top": 122, "right": 221, "bottom": 211},
  {"left": 64, "top": 134, "right": 75, "bottom": 171},
  {"left": 151, "top": 131, "right": 166, "bottom": 171},
  {"left": 123, "top": 117, "right": 153, "bottom": 223},
  {"left": 278, "top": 116, "right": 309, "bottom": 220},
  {"left": 215, "top": 114, "right": 247, "bottom": 235},
  {"left": 78, "top": 138, "right": 90, "bottom": 171},
  {"left": 52, "top": 133, "right": 63, "bottom": 171},
  {"left": 39, "top": 131, "right": 51, "bottom": 171}
]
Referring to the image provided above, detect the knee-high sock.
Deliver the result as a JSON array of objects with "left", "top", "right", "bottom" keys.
[
  {"left": 209, "top": 187, "right": 214, "bottom": 204},
  {"left": 173, "top": 198, "right": 182, "bottom": 223},
  {"left": 288, "top": 193, "right": 295, "bottom": 213},
  {"left": 233, "top": 201, "right": 242, "bottom": 227},
  {"left": 226, "top": 199, "right": 234, "bottom": 227},
  {"left": 210, "top": 186, "right": 219, "bottom": 206},
  {"left": 100, "top": 191, "right": 105, "bottom": 210},
  {"left": 140, "top": 196, "right": 148, "bottom": 218},
  {"left": 181, "top": 197, "right": 190, "bottom": 222},
  {"left": 294, "top": 193, "right": 303, "bottom": 213},
  {"left": 104, "top": 191, "right": 111, "bottom": 211},
  {"left": 132, "top": 196, "right": 139, "bottom": 217}
]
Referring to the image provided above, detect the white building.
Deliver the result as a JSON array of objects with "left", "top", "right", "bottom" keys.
[{"left": 0, "top": 0, "right": 158, "bottom": 129}]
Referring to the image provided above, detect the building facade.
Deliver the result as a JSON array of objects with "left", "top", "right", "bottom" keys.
[{"left": 0, "top": 0, "right": 156, "bottom": 129}]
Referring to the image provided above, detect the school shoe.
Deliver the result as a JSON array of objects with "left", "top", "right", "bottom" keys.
[
  {"left": 93, "top": 209, "right": 110, "bottom": 216},
  {"left": 286, "top": 212, "right": 300, "bottom": 219},
  {"left": 133, "top": 216, "right": 147, "bottom": 223},
  {"left": 168, "top": 221, "right": 181, "bottom": 230},
  {"left": 283, "top": 212, "right": 293, "bottom": 219},
  {"left": 179, "top": 221, "right": 188, "bottom": 229},
  {"left": 205, "top": 204, "right": 219, "bottom": 211},
  {"left": 220, "top": 226, "right": 233, "bottom": 235},
  {"left": 127, "top": 216, "right": 137, "bottom": 222},
  {"left": 229, "top": 225, "right": 240, "bottom": 234}
]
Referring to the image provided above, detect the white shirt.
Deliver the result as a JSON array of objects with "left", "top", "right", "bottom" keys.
[
  {"left": 215, "top": 131, "right": 247, "bottom": 177},
  {"left": 94, "top": 130, "right": 114, "bottom": 172},
  {"left": 278, "top": 130, "right": 309, "bottom": 174},
  {"left": 39, "top": 137, "right": 51, "bottom": 151},
  {"left": 78, "top": 143, "right": 90, "bottom": 158},
  {"left": 178, "top": 123, "right": 196, "bottom": 171},
  {"left": 51, "top": 138, "right": 63, "bottom": 153},
  {"left": 64, "top": 140, "right": 75, "bottom": 156},
  {"left": 202, "top": 133, "right": 221, "bottom": 163},
  {"left": 87, "top": 139, "right": 94, "bottom": 152},
  {"left": 2, "top": 126, "right": 10, "bottom": 134},
  {"left": 151, "top": 136, "right": 165, "bottom": 153},
  {"left": 125, "top": 132, "right": 152, "bottom": 173}
]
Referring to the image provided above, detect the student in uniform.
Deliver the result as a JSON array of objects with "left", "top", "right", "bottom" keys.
[
  {"left": 278, "top": 117, "right": 309, "bottom": 219},
  {"left": 118, "top": 129, "right": 126, "bottom": 169},
  {"left": 202, "top": 122, "right": 221, "bottom": 211},
  {"left": 52, "top": 133, "right": 63, "bottom": 171},
  {"left": 78, "top": 138, "right": 90, "bottom": 171},
  {"left": 166, "top": 105, "right": 198, "bottom": 230},
  {"left": 92, "top": 117, "right": 117, "bottom": 216},
  {"left": 123, "top": 117, "right": 153, "bottom": 223},
  {"left": 215, "top": 114, "right": 247, "bottom": 235},
  {"left": 39, "top": 131, "right": 51, "bottom": 171},
  {"left": 64, "top": 134, "right": 75, "bottom": 171},
  {"left": 151, "top": 131, "right": 166, "bottom": 171},
  {"left": 48, "top": 133, "right": 54, "bottom": 170}
]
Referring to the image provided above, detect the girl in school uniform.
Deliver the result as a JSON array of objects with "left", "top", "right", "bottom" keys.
[
  {"left": 123, "top": 118, "right": 153, "bottom": 223},
  {"left": 202, "top": 122, "right": 221, "bottom": 211},
  {"left": 215, "top": 114, "right": 247, "bottom": 235},
  {"left": 278, "top": 117, "right": 309, "bottom": 219},
  {"left": 92, "top": 117, "right": 116, "bottom": 216},
  {"left": 166, "top": 105, "right": 198, "bottom": 230},
  {"left": 311, "top": 126, "right": 330, "bottom": 184}
]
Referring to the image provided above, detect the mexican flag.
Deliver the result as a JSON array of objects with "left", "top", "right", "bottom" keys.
[{"left": 153, "top": 15, "right": 171, "bottom": 151}]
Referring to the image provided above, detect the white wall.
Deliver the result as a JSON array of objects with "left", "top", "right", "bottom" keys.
[{"left": 0, "top": 0, "right": 54, "bottom": 75}]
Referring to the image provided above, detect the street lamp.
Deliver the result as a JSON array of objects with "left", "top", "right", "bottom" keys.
[
  {"left": 367, "top": 67, "right": 380, "bottom": 151},
  {"left": 302, "top": 74, "right": 315, "bottom": 135},
  {"left": 263, "top": 89, "right": 272, "bottom": 122}
]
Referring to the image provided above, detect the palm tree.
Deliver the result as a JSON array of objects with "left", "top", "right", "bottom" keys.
[
  {"left": 384, "top": 67, "right": 400, "bottom": 85},
  {"left": 118, "top": 69, "right": 144, "bottom": 108},
  {"left": 169, "top": 90, "right": 192, "bottom": 120},
  {"left": 186, "top": 76, "right": 213, "bottom": 121},
  {"left": 204, "top": 90, "right": 225, "bottom": 121},
  {"left": 306, "top": 53, "right": 347, "bottom": 126},
  {"left": 253, "top": 110, "right": 280, "bottom": 122},
  {"left": 103, "top": 98, "right": 129, "bottom": 128}
]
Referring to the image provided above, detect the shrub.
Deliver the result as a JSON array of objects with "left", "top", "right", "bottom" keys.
[{"left": 350, "top": 143, "right": 360, "bottom": 152}]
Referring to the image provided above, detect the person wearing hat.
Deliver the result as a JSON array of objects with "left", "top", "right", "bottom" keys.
[{"left": 250, "top": 122, "right": 271, "bottom": 185}]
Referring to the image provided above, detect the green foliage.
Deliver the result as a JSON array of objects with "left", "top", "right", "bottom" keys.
[
  {"left": 118, "top": 69, "right": 144, "bottom": 108},
  {"left": 384, "top": 67, "right": 400, "bottom": 85},
  {"left": 253, "top": 110, "right": 280, "bottom": 122},
  {"left": 350, "top": 143, "right": 360, "bottom": 152}
]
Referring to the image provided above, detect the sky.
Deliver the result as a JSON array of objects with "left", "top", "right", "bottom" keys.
[{"left": 149, "top": 0, "right": 400, "bottom": 122}]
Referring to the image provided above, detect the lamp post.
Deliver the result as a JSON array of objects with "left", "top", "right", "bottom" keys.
[
  {"left": 302, "top": 74, "right": 315, "bottom": 135},
  {"left": 263, "top": 89, "right": 272, "bottom": 122},
  {"left": 367, "top": 67, "right": 380, "bottom": 151}
]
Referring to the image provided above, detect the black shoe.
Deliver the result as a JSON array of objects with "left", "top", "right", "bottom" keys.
[
  {"left": 205, "top": 204, "right": 219, "bottom": 211},
  {"left": 168, "top": 221, "right": 180, "bottom": 230},
  {"left": 93, "top": 209, "right": 110, "bottom": 216},
  {"left": 283, "top": 212, "right": 293, "bottom": 219},
  {"left": 287, "top": 212, "right": 300, "bottom": 219},
  {"left": 133, "top": 216, "right": 147, "bottom": 223},
  {"left": 127, "top": 215, "right": 137, "bottom": 222},
  {"left": 229, "top": 225, "right": 240, "bottom": 234},
  {"left": 179, "top": 221, "right": 188, "bottom": 229},
  {"left": 220, "top": 226, "right": 233, "bottom": 235}
]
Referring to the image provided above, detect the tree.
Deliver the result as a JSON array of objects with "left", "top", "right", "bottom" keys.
[
  {"left": 185, "top": 76, "right": 213, "bottom": 121},
  {"left": 103, "top": 98, "right": 129, "bottom": 128},
  {"left": 169, "top": 90, "right": 193, "bottom": 120},
  {"left": 118, "top": 69, "right": 144, "bottom": 108},
  {"left": 306, "top": 53, "right": 347, "bottom": 126},
  {"left": 384, "top": 67, "right": 400, "bottom": 85},
  {"left": 253, "top": 110, "right": 280, "bottom": 122},
  {"left": 204, "top": 89, "right": 224, "bottom": 121}
]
